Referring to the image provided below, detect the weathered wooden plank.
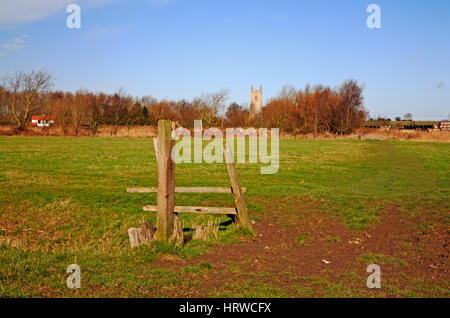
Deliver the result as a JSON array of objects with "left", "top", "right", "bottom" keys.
[
  {"left": 156, "top": 120, "right": 182, "bottom": 244},
  {"left": 127, "top": 187, "right": 158, "bottom": 193},
  {"left": 224, "top": 144, "right": 251, "bottom": 229},
  {"left": 153, "top": 138, "right": 158, "bottom": 163},
  {"left": 128, "top": 221, "right": 156, "bottom": 248},
  {"left": 143, "top": 205, "right": 237, "bottom": 215},
  {"left": 127, "top": 186, "right": 247, "bottom": 194},
  {"left": 128, "top": 227, "right": 141, "bottom": 248}
]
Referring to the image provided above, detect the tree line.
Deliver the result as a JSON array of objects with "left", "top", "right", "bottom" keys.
[{"left": 0, "top": 70, "right": 367, "bottom": 135}]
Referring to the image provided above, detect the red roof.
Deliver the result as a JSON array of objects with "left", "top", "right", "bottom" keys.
[{"left": 31, "top": 116, "right": 55, "bottom": 120}]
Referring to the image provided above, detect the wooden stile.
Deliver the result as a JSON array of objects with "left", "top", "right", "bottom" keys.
[{"left": 127, "top": 119, "right": 251, "bottom": 245}]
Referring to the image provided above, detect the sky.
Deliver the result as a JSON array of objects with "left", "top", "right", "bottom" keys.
[{"left": 0, "top": 0, "right": 449, "bottom": 120}]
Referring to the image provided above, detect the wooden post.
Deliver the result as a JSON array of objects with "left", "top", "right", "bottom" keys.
[
  {"left": 224, "top": 144, "right": 252, "bottom": 230},
  {"left": 156, "top": 120, "right": 182, "bottom": 243}
]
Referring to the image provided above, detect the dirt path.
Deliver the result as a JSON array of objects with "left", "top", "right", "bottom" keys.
[{"left": 153, "top": 204, "right": 449, "bottom": 297}]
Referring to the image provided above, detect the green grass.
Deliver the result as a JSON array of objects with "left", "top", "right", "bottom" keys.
[
  {"left": 0, "top": 136, "right": 448, "bottom": 297},
  {"left": 295, "top": 233, "right": 309, "bottom": 246},
  {"left": 325, "top": 237, "right": 341, "bottom": 243},
  {"left": 357, "top": 253, "right": 407, "bottom": 267}
]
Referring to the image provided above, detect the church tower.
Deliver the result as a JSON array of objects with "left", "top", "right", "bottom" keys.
[{"left": 250, "top": 85, "right": 262, "bottom": 117}]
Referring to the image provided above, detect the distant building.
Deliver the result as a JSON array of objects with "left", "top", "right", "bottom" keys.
[
  {"left": 31, "top": 116, "right": 55, "bottom": 127},
  {"left": 441, "top": 121, "right": 450, "bottom": 131},
  {"left": 250, "top": 85, "right": 262, "bottom": 118},
  {"left": 363, "top": 120, "right": 450, "bottom": 131}
]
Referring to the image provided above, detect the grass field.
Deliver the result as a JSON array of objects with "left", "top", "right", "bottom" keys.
[{"left": 0, "top": 136, "right": 448, "bottom": 297}]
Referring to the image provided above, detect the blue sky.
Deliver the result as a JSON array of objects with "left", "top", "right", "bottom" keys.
[{"left": 0, "top": 0, "right": 449, "bottom": 120}]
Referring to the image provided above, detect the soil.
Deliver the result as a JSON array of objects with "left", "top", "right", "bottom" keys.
[{"left": 152, "top": 202, "right": 449, "bottom": 297}]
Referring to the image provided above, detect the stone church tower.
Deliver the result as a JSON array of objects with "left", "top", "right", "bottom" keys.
[{"left": 250, "top": 85, "right": 262, "bottom": 117}]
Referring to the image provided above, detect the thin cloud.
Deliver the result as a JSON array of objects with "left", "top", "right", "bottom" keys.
[
  {"left": 0, "top": 0, "right": 72, "bottom": 24},
  {"left": 0, "top": 0, "right": 171, "bottom": 24},
  {"left": 3, "top": 37, "right": 26, "bottom": 51}
]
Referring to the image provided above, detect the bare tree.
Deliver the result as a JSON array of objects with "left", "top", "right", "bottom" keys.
[
  {"left": 337, "top": 80, "right": 365, "bottom": 135},
  {"left": 104, "top": 88, "right": 132, "bottom": 135},
  {"left": 0, "top": 86, "right": 9, "bottom": 123},
  {"left": 1, "top": 70, "right": 53, "bottom": 131},
  {"left": 404, "top": 113, "right": 413, "bottom": 121},
  {"left": 194, "top": 89, "right": 229, "bottom": 127},
  {"left": 278, "top": 84, "right": 297, "bottom": 101},
  {"left": 139, "top": 95, "right": 159, "bottom": 108}
]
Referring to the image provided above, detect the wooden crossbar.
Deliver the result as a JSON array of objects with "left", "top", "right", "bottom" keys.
[
  {"left": 143, "top": 205, "right": 237, "bottom": 215},
  {"left": 128, "top": 187, "right": 246, "bottom": 194}
]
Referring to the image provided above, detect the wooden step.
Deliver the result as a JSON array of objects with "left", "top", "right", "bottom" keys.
[
  {"left": 143, "top": 205, "right": 237, "bottom": 215},
  {"left": 128, "top": 186, "right": 246, "bottom": 194}
]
